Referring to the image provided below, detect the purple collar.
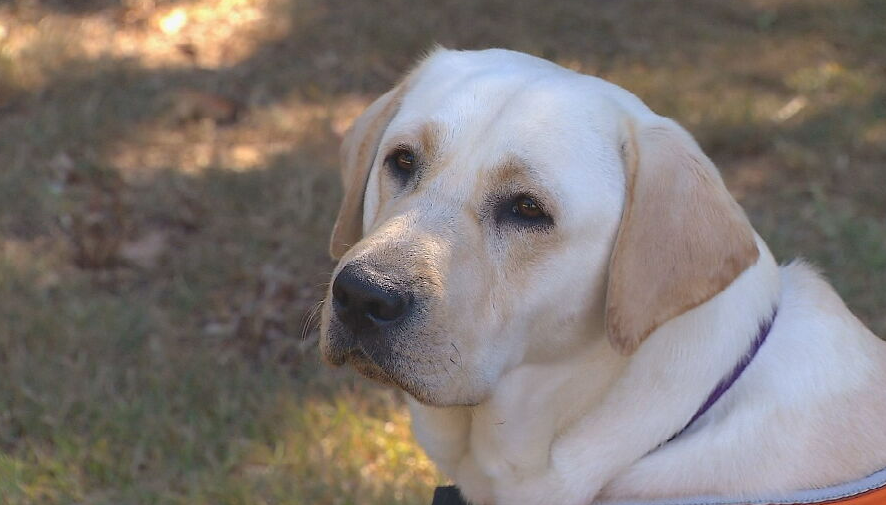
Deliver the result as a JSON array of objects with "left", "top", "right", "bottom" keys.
[{"left": 667, "top": 307, "right": 778, "bottom": 443}]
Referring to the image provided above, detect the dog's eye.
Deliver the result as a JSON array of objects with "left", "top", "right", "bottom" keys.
[
  {"left": 386, "top": 148, "right": 417, "bottom": 175},
  {"left": 497, "top": 194, "right": 553, "bottom": 230},
  {"left": 511, "top": 196, "right": 545, "bottom": 220}
]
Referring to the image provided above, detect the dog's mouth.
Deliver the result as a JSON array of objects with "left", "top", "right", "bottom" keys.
[
  {"left": 321, "top": 313, "right": 450, "bottom": 405},
  {"left": 343, "top": 348, "right": 399, "bottom": 387},
  {"left": 340, "top": 346, "right": 446, "bottom": 405}
]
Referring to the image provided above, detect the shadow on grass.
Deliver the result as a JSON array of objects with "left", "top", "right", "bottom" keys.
[{"left": 1, "top": 0, "right": 876, "bottom": 239}]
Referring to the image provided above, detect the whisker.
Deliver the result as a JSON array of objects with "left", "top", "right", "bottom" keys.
[
  {"left": 301, "top": 298, "right": 325, "bottom": 344},
  {"left": 450, "top": 342, "right": 464, "bottom": 370}
]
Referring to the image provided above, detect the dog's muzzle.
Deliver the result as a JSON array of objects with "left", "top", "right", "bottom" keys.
[{"left": 322, "top": 260, "right": 418, "bottom": 373}]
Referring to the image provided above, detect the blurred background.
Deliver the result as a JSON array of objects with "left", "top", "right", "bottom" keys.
[{"left": 0, "top": 0, "right": 883, "bottom": 503}]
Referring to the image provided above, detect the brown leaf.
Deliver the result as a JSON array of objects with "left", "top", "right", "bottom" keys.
[
  {"left": 168, "top": 89, "right": 241, "bottom": 125},
  {"left": 119, "top": 230, "right": 169, "bottom": 269}
]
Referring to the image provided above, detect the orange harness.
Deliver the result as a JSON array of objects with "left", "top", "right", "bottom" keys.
[
  {"left": 430, "top": 469, "right": 886, "bottom": 505},
  {"left": 817, "top": 483, "right": 886, "bottom": 504},
  {"left": 597, "top": 470, "right": 886, "bottom": 505},
  {"left": 432, "top": 476, "right": 886, "bottom": 505}
]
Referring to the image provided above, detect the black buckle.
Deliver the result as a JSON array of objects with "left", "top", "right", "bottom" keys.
[{"left": 432, "top": 485, "right": 469, "bottom": 505}]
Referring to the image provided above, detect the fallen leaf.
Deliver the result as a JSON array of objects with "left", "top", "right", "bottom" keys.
[
  {"left": 119, "top": 230, "right": 169, "bottom": 269},
  {"left": 168, "top": 89, "right": 241, "bottom": 125}
]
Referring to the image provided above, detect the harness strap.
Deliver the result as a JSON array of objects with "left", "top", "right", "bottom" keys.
[{"left": 430, "top": 477, "right": 886, "bottom": 505}]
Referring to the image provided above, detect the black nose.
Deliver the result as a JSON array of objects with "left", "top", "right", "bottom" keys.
[{"left": 332, "top": 263, "right": 411, "bottom": 332}]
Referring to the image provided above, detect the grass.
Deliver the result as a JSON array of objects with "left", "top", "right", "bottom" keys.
[{"left": 0, "top": 0, "right": 884, "bottom": 503}]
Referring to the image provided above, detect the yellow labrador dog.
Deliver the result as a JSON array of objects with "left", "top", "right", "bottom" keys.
[{"left": 319, "top": 48, "right": 886, "bottom": 505}]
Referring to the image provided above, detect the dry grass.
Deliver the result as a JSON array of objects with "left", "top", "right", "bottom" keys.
[{"left": 0, "top": 0, "right": 884, "bottom": 503}]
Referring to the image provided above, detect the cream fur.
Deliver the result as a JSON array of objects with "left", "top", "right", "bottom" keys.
[{"left": 320, "top": 48, "right": 886, "bottom": 505}]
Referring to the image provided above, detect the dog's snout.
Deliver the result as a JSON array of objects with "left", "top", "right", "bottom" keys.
[{"left": 332, "top": 264, "right": 411, "bottom": 331}]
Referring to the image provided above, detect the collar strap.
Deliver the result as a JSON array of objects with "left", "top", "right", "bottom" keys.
[{"left": 667, "top": 307, "right": 778, "bottom": 443}]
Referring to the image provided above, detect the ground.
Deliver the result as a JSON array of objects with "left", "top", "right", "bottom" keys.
[{"left": 0, "top": 0, "right": 884, "bottom": 503}]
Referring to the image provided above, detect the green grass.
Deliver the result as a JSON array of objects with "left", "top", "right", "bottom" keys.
[
  {"left": 0, "top": 203, "right": 441, "bottom": 505},
  {"left": 0, "top": 0, "right": 884, "bottom": 503}
]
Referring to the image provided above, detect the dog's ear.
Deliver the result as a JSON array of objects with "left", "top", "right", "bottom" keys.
[
  {"left": 329, "top": 84, "right": 407, "bottom": 259},
  {"left": 606, "top": 119, "right": 759, "bottom": 355}
]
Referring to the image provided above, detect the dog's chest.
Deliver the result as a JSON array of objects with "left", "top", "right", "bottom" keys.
[
  {"left": 467, "top": 368, "right": 569, "bottom": 476},
  {"left": 413, "top": 355, "right": 609, "bottom": 502},
  {"left": 452, "top": 367, "right": 574, "bottom": 503}
]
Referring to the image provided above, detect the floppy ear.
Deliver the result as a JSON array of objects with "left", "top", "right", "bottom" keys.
[
  {"left": 329, "top": 84, "right": 407, "bottom": 259},
  {"left": 606, "top": 119, "right": 760, "bottom": 355}
]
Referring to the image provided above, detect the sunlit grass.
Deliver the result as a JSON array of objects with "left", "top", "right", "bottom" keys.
[
  {"left": 235, "top": 396, "right": 441, "bottom": 504},
  {"left": 0, "top": 254, "right": 441, "bottom": 505}
]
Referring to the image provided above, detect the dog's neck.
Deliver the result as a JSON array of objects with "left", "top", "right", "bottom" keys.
[
  {"left": 665, "top": 302, "right": 778, "bottom": 443},
  {"left": 475, "top": 236, "right": 781, "bottom": 489},
  {"left": 586, "top": 234, "right": 783, "bottom": 443}
]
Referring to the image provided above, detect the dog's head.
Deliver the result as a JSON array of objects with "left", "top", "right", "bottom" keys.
[{"left": 319, "top": 48, "right": 758, "bottom": 406}]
